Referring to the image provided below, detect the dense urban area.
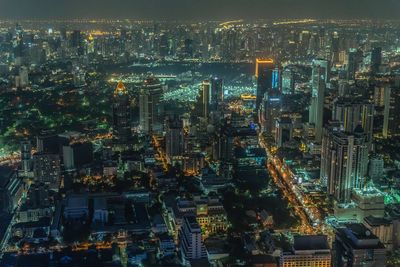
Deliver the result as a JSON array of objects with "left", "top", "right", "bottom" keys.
[{"left": 0, "top": 18, "right": 400, "bottom": 266}]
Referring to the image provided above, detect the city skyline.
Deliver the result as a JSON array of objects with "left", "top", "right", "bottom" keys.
[{"left": 0, "top": 0, "right": 400, "bottom": 20}]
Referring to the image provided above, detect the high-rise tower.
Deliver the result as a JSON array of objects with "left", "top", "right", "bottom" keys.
[
  {"left": 309, "top": 59, "right": 328, "bottom": 142},
  {"left": 112, "top": 81, "right": 131, "bottom": 150}
]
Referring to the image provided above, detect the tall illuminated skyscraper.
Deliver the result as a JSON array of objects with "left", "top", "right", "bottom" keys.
[
  {"left": 383, "top": 86, "right": 400, "bottom": 138},
  {"left": 210, "top": 77, "right": 223, "bottom": 112},
  {"left": 320, "top": 123, "right": 368, "bottom": 203},
  {"left": 309, "top": 59, "right": 328, "bottom": 142},
  {"left": 139, "top": 76, "right": 164, "bottom": 134},
  {"left": 370, "top": 46, "right": 382, "bottom": 74},
  {"left": 165, "top": 115, "right": 184, "bottom": 163},
  {"left": 255, "top": 58, "right": 275, "bottom": 110},
  {"left": 332, "top": 97, "right": 374, "bottom": 150},
  {"left": 282, "top": 68, "right": 295, "bottom": 95},
  {"left": 112, "top": 81, "right": 131, "bottom": 150},
  {"left": 346, "top": 48, "right": 358, "bottom": 80},
  {"left": 201, "top": 80, "right": 210, "bottom": 119}
]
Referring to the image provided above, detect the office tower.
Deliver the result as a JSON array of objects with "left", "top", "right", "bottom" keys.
[
  {"left": 0, "top": 166, "right": 24, "bottom": 213},
  {"left": 309, "top": 59, "right": 328, "bottom": 142},
  {"left": 320, "top": 124, "right": 368, "bottom": 203},
  {"left": 165, "top": 116, "right": 184, "bottom": 162},
  {"left": 86, "top": 34, "right": 94, "bottom": 54},
  {"left": 20, "top": 140, "right": 32, "bottom": 174},
  {"left": 255, "top": 58, "right": 275, "bottom": 110},
  {"left": 33, "top": 153, "right": 61, "bottom": 191},
  {"left": 275, "top": 117, "right": 293, "bottom": 148},
  {"left": 368, "top": 154, "right": 384, "bottom": 181},
  {"left": 280, "top": 235, "right": 331, "bottom": 267},
  {"left": 179, "top": 216, "right": 208, "bottom": 267},
  {"left": 383, "top": 87, "right": 400, "bottom": 138},
  {"left": 282, "top": 68, "right": 295, "bottom": 95},
  {"left": 347, "top": 48, "right": 358, "bottom": 80},
  {"left": 210, "top": 77, "right": 223, "bottom": 112},
  {"left": 201, "top": 80, "right": 210, "bottom": 119},
  {"left": 261, "top": 93, "right": 282, "bottom": 136},
  {"left": 331, "top": 32, "right": 340, "bottom": 64},
  {"left": 370, "top": 47, "right": 382, "bottom": 74},
  {"left": 333, "top": 223, "right": 386, "bottom": 267},
  {"left": 71, "top": 30, "right": 81, "bottom": 48},
  {"left": 139, "top": 76, "right": 164, "bottom": 134},
  {"left": 112, "top": 81, "right": 131, "bottom": 151},
  {"left": 332, "top": 97, "right": 374, "bottom": 149}
]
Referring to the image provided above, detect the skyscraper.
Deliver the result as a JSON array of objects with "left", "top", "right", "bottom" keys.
[
  {"left": 320, "top": 123, "right": 368, "bottom": 203},
  {"left": 261, "top": 93, "right": 282, "bottom": 136},
  {"left": 332, "top": 97, "right": 374, "bottom": 150},
  {"left": 112, "top": 81, "right": 131, "bottom": 151},
  {"left": 210, "top": 77, "right": 223, "bottom": 112},
  {"left": 201, "top": 80, "right": 210, "bottom": 119},
  {"left": 383, "top": 86, "right": 400, "bottom": 138},
  {"left": 139, "top": 76, "right": 164, "bottom": 134},
  {"left": 179, "top": 216, "right": 208, "bottom": 266},
  {"left": 333, "top": 224, "right": 386, "bottom": 267},
  {"left": 20, "top": 140, "right": 32, "bottom": 175},
  {"left": 347, "top": 48, "right": 358, "bottom": 80},
  {"left": 275, "top": 117, "right": 293, "bottom": 148},
  {"left": 282, "top": 68, "right": 295, "bottom": 95},
  {"left": 255, "top": 58, "right": 275, "bottom": 110},
  {"left": 165, "top": 115, "right": 184, "bottom": 163},
  {"left": 370, "top": 47, "right": 382, "bottom": 74},
  {"left": 309, "top": 59, "right": 328, "bottom": 142}
]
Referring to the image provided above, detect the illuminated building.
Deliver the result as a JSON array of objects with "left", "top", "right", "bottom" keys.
[
  {"left": 86, "top": 34, "right": 94, "bottom": 54},
  {"left": 383, "top": 86, "right": 400, "bottom": 138},
  {"left": 210, "top": 77, "right": 223, "bottom": 112},
  {"left": 331, "top": 31, "right": 340, "bottom": 64},
  {"left": 165, "top": 115, "right": 184, "bottom": 163},
  {"left": 0, "top": 166, "right": 24, "bottom": 213},
  {"left": 275, "top": 117, "right": 293, "bottom": 148},
  {"left": 71, "top": 30, "right": 81, "bottom": 48},
  {"left": 33, "top": 153, "right": 61, "bottom": 191},
  {"left": 281, "top": 68, "right": 294, "bottom": 95},
  {"left": 368, "top": 154, "right": 384, "bottom": 181},
  {"left": 333, "top": 223, "right": 386, "bottom": 267},
  {"left": 112, "top": 81, "right": 131, "bottom": 151},
  {"left": 139, "top": 76, "right": 164, "bottom": 134},
  {"left": 370, "top": 47, "right": 382, "bottom": 74},
  {"left": 320, "top": 123, "right": 368, "bottom": 203},
  {"left": 332, "top": 97, "right": 374, "bottom": 150},
  {"left": 347, "top": 48, "right": 358, "bottom": 80},
  {"left": 364, "top": 216, "right": 393, "bottom": 250},
  {"left": 309, "top": 59, "right": 328, "bottom": 142},
  {"left": 179, "top": 216, "right": 209, "bottom": 267},
  {"left": 261, "top": 93, "right": 281, "bottom": 137},
  {"left": 172, "top": 196, "right": 228, "bottom": 236},
  {"left": 280, "top": 235, "right": 331, "bottom": 267},
  {"left": 255, "top": 58, "right": 275, "bottom": 110},
  {"left": 201, "top": 80, "right": 210, "bottom": 119},
  {"left": 20, "top": 140, "right": 32, "bottom": 175}
]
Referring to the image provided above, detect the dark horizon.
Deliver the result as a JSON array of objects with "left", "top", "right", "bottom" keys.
[{"left": 0, "top": 0, "right": 399, "bottom": 20}]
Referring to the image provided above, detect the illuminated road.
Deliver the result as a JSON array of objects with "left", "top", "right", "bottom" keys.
[{"left": 259, "top": 133, "right": 319, "bottom": 234}]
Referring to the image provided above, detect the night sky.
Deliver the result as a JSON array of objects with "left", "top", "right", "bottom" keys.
[{"left": 0, "top": 0, "right": 399, "bottom": 20}]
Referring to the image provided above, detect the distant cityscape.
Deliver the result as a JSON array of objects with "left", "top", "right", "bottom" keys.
[{"left": 0, "top": 18, "right": 400, "bottom": 267}]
